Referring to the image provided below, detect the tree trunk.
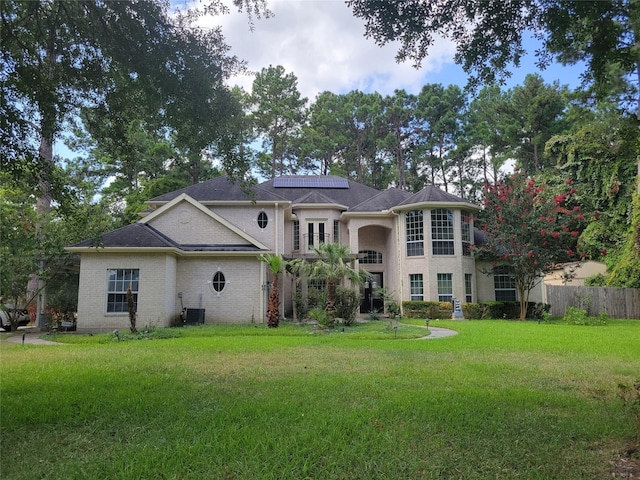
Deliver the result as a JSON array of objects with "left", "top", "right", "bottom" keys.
[{"left": 266, "top": 274, "right": 280, "bottom": 327}]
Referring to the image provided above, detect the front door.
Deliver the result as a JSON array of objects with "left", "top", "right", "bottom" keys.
[{"left": 361, "top": 272, "right": 384, "bottom": 314}]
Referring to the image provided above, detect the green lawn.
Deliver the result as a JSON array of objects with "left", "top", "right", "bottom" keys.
[{"left": 1, "top": 319, "right": 638, "bottom": 479}]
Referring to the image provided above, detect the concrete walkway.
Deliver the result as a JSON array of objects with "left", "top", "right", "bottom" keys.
[
  {"left": 417, "top": 326, "right": 458, "bottom": 339},
  {"left": 4, "top": 328, "right": 63, "bottom": 345},
  {"left": 4, "top": 324, "right": 458, "bottom": 344}
]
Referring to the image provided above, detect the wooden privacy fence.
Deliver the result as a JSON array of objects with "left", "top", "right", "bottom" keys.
[{"left": 545, "top": 285, "right": 640, "bottom": 319}]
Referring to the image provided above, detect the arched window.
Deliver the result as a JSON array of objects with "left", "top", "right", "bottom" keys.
[
  {"left": 257, "top": 211, "right": 268, "bottom": 229},
  {"left": 359, "top": 250, "right": 383, "bottom": 264},
  {"left": 212, "top": 271, "right": 226, "bottom": 292}
]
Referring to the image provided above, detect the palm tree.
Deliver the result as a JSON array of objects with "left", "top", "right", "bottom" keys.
[
  {"left": 306, "top": 243, "right": 368, "bottom": 316},
  {"left": 285, "top": 258, "right": 305, "bottom": 323},
  {"left": 259, "top": 253, "right": 283, "bottom": 328}
]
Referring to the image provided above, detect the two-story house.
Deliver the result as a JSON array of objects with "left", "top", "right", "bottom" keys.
[{"left": 68, "top": 175, "right": 540, "bottom": 331}]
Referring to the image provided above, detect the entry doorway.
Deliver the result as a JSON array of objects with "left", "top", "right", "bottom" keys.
[{"left": 361, "top": 272, "right": 384, "bottom": 314}]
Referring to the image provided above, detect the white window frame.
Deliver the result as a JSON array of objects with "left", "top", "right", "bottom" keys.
[
  {"left": 106, "top": 268, "right": 139, "bottom": 313},
  {"left": 406, "top": 210, "right": 424, "bottom": 257},
  {"left": 409, "top": 274, "right": 423, "bottom": 301},
  {"left": 432, "top": 209, "right": 455, "bottom": 255},
  {"left": 437, "top": 273, "right": 453, "bottom": 302}
]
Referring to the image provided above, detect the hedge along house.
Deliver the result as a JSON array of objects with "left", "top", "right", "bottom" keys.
[{"left": 67, "top": 175, "right": 544, "bottom": 332}]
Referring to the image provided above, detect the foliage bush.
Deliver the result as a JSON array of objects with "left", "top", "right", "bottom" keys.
[
  {"left": 402, "top": 301, "right": 452, "bottom": 319},
  {"left": 308, "top": 307, "right": 334, "bottom": 329},
  {"left": 334, "top": 286, "right": 360, "bottom": 326},
  {"left": 462, "top": 302, "right": 486, "bottom": 319},
  {"left": 403, "top": 300, "right": 550, "bottom": 320},
  {"left": 307, "top": 287, "right": 326, "bottom": 311},
  {"left": 563, "top": 306, "right": 608, "bottom": 326}
]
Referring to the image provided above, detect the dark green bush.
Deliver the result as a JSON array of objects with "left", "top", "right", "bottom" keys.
[
  {"left": 402, "top": 301, "right": 451, "bottom": 319},
  {"left": 335, "top": 286, "right": 361, "bottom": 326},
  {"left": 403, "top": 301, "right": 550, "bottom": 320}
]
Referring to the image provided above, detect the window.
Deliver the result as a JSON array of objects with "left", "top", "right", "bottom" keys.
[
  {"left": 465, "top": 273, "right": 473, "bottom": 303},
  {"left": 432, "top": 209, "right": 455, "bottom": 255},
  {"left": 307, "top": 221, "right": 326, "bottom": 249},
  {"left": 293, "top": 220, "right": 300, "bottom": 251},
  {"left": 494, "top": 266, "right": 516, "bottom": 301},
  {"left": 359, "top": 250, "right": 383, "bottom": 264},
  {"left": 437, "top": 273, "right": 453, "bottom": 302},
  {"left": 461, "top": 211, "right": 471, "bottom": 256},
  {"left": 406, "top": 210, "right": 424, "bottom": 256},
  {"left": 212, "top": 271, "right": 226, "bottom": 293},
  {"left": 107, "top": 269, "right": 139, "bottom": 313},
  {"left": 333, "top": 220, "right": 340, "bottom": 244},
  {"left": 409, "top": 274, "right": 423, "bottom": 301},
  {"left": 257, "top": 211, "right": 268, "bottom": 229}
]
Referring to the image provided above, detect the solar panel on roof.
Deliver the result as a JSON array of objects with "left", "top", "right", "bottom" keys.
[{"left": 274, "top": 177, "right": 349, "bottom": 189}]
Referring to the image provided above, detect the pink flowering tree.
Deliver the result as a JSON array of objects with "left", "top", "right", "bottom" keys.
[{"left": 475, "top": 173, "right": 587, "bottom": 320}]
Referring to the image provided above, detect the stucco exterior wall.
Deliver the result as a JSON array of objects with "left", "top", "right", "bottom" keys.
[
  {"left": 176, "top": 256, "right": 264, "bottom": 324},
  {"left": 76, "top": 252, "right": 177, "bottom": 332}
]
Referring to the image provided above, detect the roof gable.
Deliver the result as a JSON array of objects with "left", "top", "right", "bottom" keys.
[{"left": 141, "top": 194, "right": 269, "bottom": 250}]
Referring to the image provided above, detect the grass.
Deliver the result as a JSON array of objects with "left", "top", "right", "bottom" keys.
[{"left": 1, "top": 319, "right": 639, "bottom": 479}]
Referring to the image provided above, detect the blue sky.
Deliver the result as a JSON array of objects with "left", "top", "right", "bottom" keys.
[{"left": 209, "top": 0, "right": 582, "bottom": 101}]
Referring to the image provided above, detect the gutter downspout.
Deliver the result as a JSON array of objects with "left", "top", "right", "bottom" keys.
[{"left": 393, "top": 210, "right": 403, "bottom": 317}]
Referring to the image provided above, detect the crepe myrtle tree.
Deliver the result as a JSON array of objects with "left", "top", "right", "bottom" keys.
[{"left": 474, "top": 172, "right": 587, "bottom": 320}]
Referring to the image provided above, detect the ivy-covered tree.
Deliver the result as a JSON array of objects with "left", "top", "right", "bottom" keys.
[
  {"left": 546, "top": 107, "right": 640, "bottom": 283},
  {"left": 475, "top": 172, "right": 586, "bottom": 320}
]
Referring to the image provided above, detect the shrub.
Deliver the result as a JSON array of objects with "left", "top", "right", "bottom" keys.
[
  {"left": 462, "top": 303, "right": 485, "bottom": 319},
  {"left": 308, "top": 307, "right": 334, "bottom": 329},
  {"left": 563, "top": 306, "right": 608, "bottom": 325},
  {"left": 307, "top": 287, "right": 326, "bottom": 311},
  {"left": 335, "top": 286, "right": 361, "bottom": 326}
]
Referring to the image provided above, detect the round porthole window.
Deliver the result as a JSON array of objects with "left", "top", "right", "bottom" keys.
[
  {"left": 257, "top": 211, "right": 268, "bottom": 229},
  {"left": 212, "top": 271, "right": 226, "bottom": 292}
]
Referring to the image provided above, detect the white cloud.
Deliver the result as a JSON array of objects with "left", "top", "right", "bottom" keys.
[{"left": 203, "top": 0, "right": 458, "bottom": 101}]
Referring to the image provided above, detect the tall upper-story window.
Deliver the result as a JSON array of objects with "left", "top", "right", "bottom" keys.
[
  {"left": 461, "top": 211, "right": 471, "bottom": 256},
  {"left": 406, "top": 210, "right": 424, "bottom": 256},
  {"left": 293, "top": 220, "right": 300, "bottom": 251},
  {"left": 333, "top": 220, "right": 340, "bottom": 244},
  {"left": 307, "top": 221, "right": 326, "bottom": 249},
  {"left": 432, "top": 209, "right": 454, "bottom": 255}
]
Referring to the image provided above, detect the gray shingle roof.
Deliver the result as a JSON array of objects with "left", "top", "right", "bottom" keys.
[
  {"left": 349, "top": 188, "right": 412, "bottom": 212},
  {"left": 397, "top": 186, "right": 469, "bottom": 206},
  {"left": 71, "top": 223, "right": 264, "bottom": 252},
  {"left": 258, "top": 176, "right": 381, "bottom": 208},
  {"left": 148, "top": 176, "right": 286, "bottom": 203}
]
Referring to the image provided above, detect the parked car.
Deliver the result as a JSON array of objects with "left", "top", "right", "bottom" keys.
[{"left": 0, "top": 305, "right": 31, "bottom": 331}]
